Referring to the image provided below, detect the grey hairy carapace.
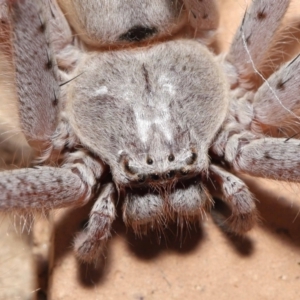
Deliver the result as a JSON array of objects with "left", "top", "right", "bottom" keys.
[{"left": 0, "top": 0, "right": 299, "bottom": 262}]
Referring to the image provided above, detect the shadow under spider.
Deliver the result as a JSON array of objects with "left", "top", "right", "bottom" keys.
[
  {"left": 75, "top": 218, "right": 207, "bottom": 287},
  {"left": 117, "top": 219, "right": 204, "bottom": 260},
  {"left": 51, "top": 174, "right": 300, "bottom": 289},
  {"left": 52, "top": 200, "right": 206, "bottom": 287},
  {"left": 211, "top": 198, "right": 255, "bottom": 257},
  {"left": 243, "top": 176, "right": 300, "bottom": 246}
]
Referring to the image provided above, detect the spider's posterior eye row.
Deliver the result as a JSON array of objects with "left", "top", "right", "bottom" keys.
[
  {"left": 146, "top": 152, "right": 196, "bottom": 165},
  {"left": 147, "top": 154, "right": 175, "bottom": 165},
  {"left": 123, "top": 151, "right": 197, "bottom": 184}
]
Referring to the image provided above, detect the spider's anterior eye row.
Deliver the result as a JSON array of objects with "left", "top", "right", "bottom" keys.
[
  {"left": 146, "top": 152, "right": 197, "bottom": 165},
  {"left": 125, "top": 151, "right": 196, "bottom": 184}
]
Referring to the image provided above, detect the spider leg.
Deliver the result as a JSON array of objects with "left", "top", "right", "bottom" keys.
[
  {"left": 74, "top": 183, "right": 116, "bottom": 263},
  {"left": 224, "top": 0, "right": 291, "bottom": 89},
  {"left": 225, "top": 133, "right": 300, "bottom": 182},
  {"left": 0, "top": 167, "right": 90, "bottom": 211},
  {"left": 208, "top": 164, "right": 257, "bottom": 234},
  {"left": 45, "top": 0, "right": 81, "bottom": 72},
  {"left": 0, "top": 150, "right": 104, "bottom": 210},
  {"left": 0, "top": 0, "right": 77, "bottom": 150},
  {"left": 251, "top": 53, "right": 300, "bottom": 133}
]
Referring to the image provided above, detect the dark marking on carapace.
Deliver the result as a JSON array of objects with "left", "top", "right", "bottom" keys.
[
  {"left": 142, "top": 64, "right": 151, "bottom": 93},
  {"left": 119, "top": 26, "right": 157, "bottom": 42}
]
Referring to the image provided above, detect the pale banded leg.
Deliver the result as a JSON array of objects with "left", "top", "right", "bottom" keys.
[
  {"left": 0, "top": 150, "right": 104, "bottom": 210},
  {"left": 225, "top": 133, "right": 300, "bottom": 182},
  {"left": 209, "top": 165, "right": 257, "bottom": 233},
  {"left": 46, "top": 0, "right": 81, "bottom": 72},
  {"left": 225, "top": 0, "right": 291, "bottom": 88},
  {"left": 251, "top": 53, "right": 300, "bottom": 131},
  {"left": 2, "top": 0, "right": 60, "bottom": 148},
  {"left": 74, "top": 183, "right": 116, "bottom": 263},
  {"left": 0, "top": 167, "right": 90, "bottom": 211}
]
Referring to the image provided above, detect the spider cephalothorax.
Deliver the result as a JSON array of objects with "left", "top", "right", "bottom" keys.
[{"left": 1, "top": 0, "right": 300, "bottom": 262}]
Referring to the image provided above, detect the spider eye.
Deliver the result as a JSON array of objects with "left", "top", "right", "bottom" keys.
[
  {"left": 168, "top": 154, "right": 175, "bottom": 162},
  {"left": 119, "top": 26, "right": 157, "bottom": 42},
  {"left": 147, "top": 158, "right": 153, "bottom": 165}
]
